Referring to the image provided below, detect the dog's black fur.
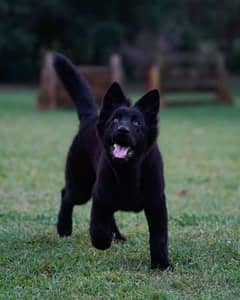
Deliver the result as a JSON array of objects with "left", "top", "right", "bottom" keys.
[{"left": 54, "top": 53, "right": 170, "bottom": 269}]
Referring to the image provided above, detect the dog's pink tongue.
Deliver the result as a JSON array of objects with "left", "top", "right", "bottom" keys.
[{"left": 113, "top": 144, "right": 128, "bottom": 159}]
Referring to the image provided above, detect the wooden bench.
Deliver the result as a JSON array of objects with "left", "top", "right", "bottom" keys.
[
  {"left": 147, "top": 52, "right": 233, "bottom": 107},
  {"left": 37, "top": 52, "right": 123, "bottom": 110}
]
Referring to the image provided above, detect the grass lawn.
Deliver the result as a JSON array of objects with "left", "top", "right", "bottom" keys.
[{"left": 0, "top": 85, "right": 239, "bottom": 299}]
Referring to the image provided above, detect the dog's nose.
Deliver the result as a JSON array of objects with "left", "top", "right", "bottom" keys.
[{"left": 117, "top": 125, "right": 129, "bottom": 135}]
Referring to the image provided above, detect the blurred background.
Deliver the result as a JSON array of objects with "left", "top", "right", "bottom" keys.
[{"left": 0, "top": 0, "right": 240, "bottom": 86}]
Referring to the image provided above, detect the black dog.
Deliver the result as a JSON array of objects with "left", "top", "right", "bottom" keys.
[{"left": 54, "top": 53, "right": 170, "bottom": 270}]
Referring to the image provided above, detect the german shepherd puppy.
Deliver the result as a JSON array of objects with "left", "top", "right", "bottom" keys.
[{"left": 54, "top": 53, "right": 170, "bottom": 269}]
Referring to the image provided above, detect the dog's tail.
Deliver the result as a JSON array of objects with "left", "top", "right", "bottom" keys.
[{"left": 53, "top": 53, "right": 97, "bottom": 127}]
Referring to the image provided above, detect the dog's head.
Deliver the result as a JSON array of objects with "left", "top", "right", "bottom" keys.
[{"left": 98, "top": 82, "right": 160, "bottom": 163}]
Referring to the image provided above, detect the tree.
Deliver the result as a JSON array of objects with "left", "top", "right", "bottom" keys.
[{"left": 0, "top": 0, "right": 239, "bottom": 83}]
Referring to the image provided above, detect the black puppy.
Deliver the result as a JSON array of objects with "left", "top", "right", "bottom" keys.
[{"left": 54, "top": 53, "right": 170, "bottom": 270}]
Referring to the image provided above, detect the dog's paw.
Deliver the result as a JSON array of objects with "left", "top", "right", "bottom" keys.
[
  {"left": 90, "top": 225, "right": 112, "bottom": 250},
  {"left": 57, "top": 220, "right": 72, "bottom": 237},
  {"left": 91, "top": 235, "right": 112, "bottom": 250}
]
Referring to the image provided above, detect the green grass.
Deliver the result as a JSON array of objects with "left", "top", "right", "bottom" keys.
[{"left": 0, "top": 86, "right": 240, "bottom": 299}]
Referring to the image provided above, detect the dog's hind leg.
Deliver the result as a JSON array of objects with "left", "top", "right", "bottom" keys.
[
  {"left": 57, "top": 138, "right": 96, "bottom": 237},
  {"left": 57, "top": 188, "right": 95, "bottom": 237},
  {"left": 57, "top": 178, "right": 94, "bottom": 237},
  {"left": 57, "top": 170, "right": 95, "bottom": 237},
  {"left": 112, "top": 216, "right": 126, "bottom": 242},
  {"left": 57, "top": 188, "right": 74, "bottom": 237}
]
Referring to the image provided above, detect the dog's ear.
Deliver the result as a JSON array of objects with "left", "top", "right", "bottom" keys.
[
  {"left": 98, "top": 82, "right": 129, "bottom": 134},
  {"left": 102, "top": 82, "right": 128, "bottom": 111},
  {"left": 134, "top": 90, "right": 160, "bottom": 124},
  {"left": 135, "top": 90, "right": 160, "bottom": 146}
]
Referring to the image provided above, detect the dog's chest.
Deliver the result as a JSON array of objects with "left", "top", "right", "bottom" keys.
[{"left": 114, "top": 185, "right": 144, "bottom": 212}]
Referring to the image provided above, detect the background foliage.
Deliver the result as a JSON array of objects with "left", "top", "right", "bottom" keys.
[{"left": 0, "top": 0, "right": 240, "bottom": 83}]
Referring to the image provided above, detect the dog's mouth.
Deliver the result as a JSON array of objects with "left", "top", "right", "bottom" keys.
[{"left": 111, "top": 144, "right": 134, "bottom": 160}]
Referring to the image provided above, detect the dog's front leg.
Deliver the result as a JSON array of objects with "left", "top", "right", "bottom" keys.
[
  {"left": 144, "top": 194, "right": 170, "bottom": 270},
  {"left": 90, "top": 200, "right": 113, "bottom": 250}
]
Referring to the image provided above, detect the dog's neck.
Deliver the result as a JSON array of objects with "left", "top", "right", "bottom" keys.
[{"left": 107, "top": 156, "right": 142, "bottom": 188}]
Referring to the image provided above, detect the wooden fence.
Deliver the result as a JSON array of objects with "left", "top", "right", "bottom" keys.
[
  {"left": 37, "top": 52, "right": 123, "bottom": 110},
  {"left": 147, "top": 52, "right": 233, "bottom": 106}
]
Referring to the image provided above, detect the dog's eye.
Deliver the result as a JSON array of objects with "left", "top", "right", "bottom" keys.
[
  {"left": 113, "top": 117, "right": 119, "bottom": 123},
  {"left": 132, "top": 120, "right": 140, "bottom": 127}
]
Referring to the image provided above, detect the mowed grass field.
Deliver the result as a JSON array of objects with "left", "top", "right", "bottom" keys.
[{"left": 0, "top": 85, "right": 239, "bottom": 299}]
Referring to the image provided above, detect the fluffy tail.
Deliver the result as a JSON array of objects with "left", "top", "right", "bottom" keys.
[{"left": 53, "top": 53, "right": 97, "bottom": 127}]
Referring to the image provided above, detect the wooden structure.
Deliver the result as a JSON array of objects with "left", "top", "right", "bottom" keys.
[
  {"left": 147, "top": 52, "right": 233, "bottom": 106},
  {"left": 37, "top": 52, "right": 123, "bottom": 110}
]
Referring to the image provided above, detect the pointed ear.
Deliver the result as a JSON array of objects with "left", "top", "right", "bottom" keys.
[
  {"left": 98, "top": 82, "right": 129, "bottom": 135},
  {"left": 102, "top": 82, "right": 128, "bottom": 111},
  {"left": 134, "top": 90, "right": 160, "bottom": 123}
]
